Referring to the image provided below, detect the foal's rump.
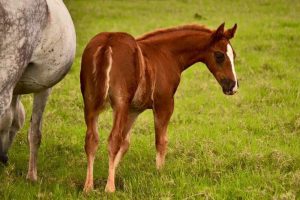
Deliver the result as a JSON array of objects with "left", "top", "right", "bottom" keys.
[
  {"left": 80, "top": 32, "right": 141, "bottom": 111},
  {"left": 81, "top": 43, "right": 112, "bottom": 111}
]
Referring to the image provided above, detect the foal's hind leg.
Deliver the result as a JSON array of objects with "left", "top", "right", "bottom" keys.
[
  {"left": 154, "top": 99, "right": 174, "bottom": 170},
  {"left": 83, "top": 108, "right": 100, "bottom": 192},
  {"left": 26, "top": 89, "right": 51, "bottom": 181},
  {"left": 105, "top": 106, "right": 138, "bottom": 193}
]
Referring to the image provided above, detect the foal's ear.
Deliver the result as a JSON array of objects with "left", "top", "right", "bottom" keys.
[
  {"left": 224, "top": 23, "right": 237, "bottom": 39},
  {"left": 212, "top": 22, "right": 225, "bottom": 41}
]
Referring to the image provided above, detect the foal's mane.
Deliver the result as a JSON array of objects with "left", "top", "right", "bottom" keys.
[{"left": 136, "top": 24, "right": 212, "bottom": 41}]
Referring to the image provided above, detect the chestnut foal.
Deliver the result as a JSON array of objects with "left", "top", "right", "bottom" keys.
[{"left": 80, "top": 23, "right": 238, "bottom": 192}]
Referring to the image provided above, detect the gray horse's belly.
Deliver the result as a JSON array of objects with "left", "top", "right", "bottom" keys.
[
  {"left": 14, "top": 0, "right": 76, "bottom": 94},
  {"left": 14, "top": 60, "right": 73, "bottom": 94}
]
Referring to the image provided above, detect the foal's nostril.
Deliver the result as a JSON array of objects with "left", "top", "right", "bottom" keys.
[
  {"left": 221, "top": 79, "right": 235, "bottom": 90},
  {"left": 229, "top": 81, "right": 235, "bottom": 90},
  {"left": 221, "top": 78, "right": 237, "bottom": 95}
]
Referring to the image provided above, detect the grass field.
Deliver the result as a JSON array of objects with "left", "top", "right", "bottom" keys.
[{"left": 1, "top": 0, "right": 300, "bottom": 199}]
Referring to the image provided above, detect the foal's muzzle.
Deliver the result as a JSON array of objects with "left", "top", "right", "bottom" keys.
[
  {"left": 0, "top": 153, "right": 8, "bottom": 165},
  {"left": 221, "top": 79, "right": 238, "bottom": 95}
]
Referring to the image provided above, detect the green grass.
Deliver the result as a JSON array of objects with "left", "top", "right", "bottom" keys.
[{"left": 1, "top": 0, "right": 300, "bottom": 199}]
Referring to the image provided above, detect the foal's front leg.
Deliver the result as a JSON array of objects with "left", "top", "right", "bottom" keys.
[
  {"left": 153, "top": 98, "right": 174, "bottom": 170},
  {"left": 26, "top": 89, "right": 51, "bottom": 181}
]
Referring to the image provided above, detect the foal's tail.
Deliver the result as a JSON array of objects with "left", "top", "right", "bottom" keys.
[
  {"left": 93, "top": 46, "right": 112, "bottom": 100},
  {"left": 80, "top": 45, "right": 113, "bottom": 115}
]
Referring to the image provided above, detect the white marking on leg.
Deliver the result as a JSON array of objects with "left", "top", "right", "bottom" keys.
[
  {"left": 106, "top": 133, "right": 131, "bottom": 193},
  {"left": 84, "top": 156, "right": 95, "bottom": 192},
  {"left": 226, "top": 44, "right": 238, "bottom": 91},
  {"left": 156, "top": 152, "right": 165, "bottom": 170},
  {"left": 106, "top": 147, "right": 123, "bottom": 193},
  {"left": 105, "top": 158, "right": 116, "bottom": 193}
]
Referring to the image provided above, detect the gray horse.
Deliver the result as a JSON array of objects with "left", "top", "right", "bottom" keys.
[{"left": 0, "top": 0, "right": 76, "bottom": 181}]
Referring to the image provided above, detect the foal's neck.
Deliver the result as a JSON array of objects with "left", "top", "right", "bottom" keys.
[{"left": 137, "top": 26, "right": 213, "bottom": 73}]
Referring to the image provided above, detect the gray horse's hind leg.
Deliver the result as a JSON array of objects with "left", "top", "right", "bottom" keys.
[
  {"left": 0, "top": 95, "right": 25, "bottom": 164},
  {"left": 8, "top": 96, "right": 25, "bottom": 149},
  {"left": 26, "top": 88, "right": 51, "bottom": 181}
]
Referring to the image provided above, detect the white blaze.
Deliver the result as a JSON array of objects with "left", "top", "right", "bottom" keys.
[{"left": 226, "top": 44, "right": 238, "bottom": 91}]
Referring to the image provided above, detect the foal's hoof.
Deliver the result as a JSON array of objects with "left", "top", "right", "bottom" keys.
[
  {"left": 26, "top": 172, "right": 37, "bottom": 182},
  {"left": 83, "top": 181, "right": 94, "bottom": 193},
  {"left": 83, "top": 186, "right": 93, "bottom": 193},
  {"left": 105, "top": 184, "right": 116, "bottom": 193},
  {"left": 156, "top": 154, "right": 165, "bottom": 170}
]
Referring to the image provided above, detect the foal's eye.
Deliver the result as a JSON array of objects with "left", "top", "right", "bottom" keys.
[{"left": 214, "top": 51, "right": 225, "bottom": 64}]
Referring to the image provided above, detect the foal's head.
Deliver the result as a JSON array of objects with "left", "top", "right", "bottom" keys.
[{"left": 204, "top": 23, "right": 238, "bottom": 95}]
